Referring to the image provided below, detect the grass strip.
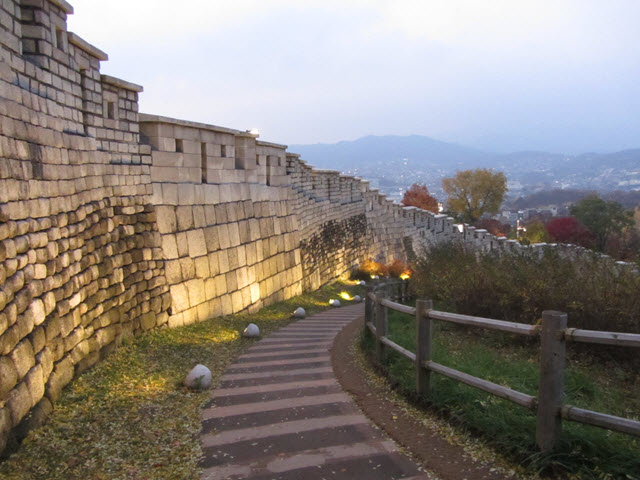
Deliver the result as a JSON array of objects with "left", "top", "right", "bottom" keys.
[{"left": 0, "top": 281, "right": 363, "bottom": 480}]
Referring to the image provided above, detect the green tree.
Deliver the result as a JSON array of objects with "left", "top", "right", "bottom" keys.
[
  {"left": 522, "top": 218, "right": 550, "bottom": 244},
  {"left": 570, "top": 195, "right": 633, "bottom": 251},
  {"left": 442, "top": 169, "right": 508, "bottom": 223}
]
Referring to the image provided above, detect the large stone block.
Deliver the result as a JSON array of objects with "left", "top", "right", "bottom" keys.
[
  {"left": 0, "top": 356, "right": 18, "bottom": 399},
  {"left": 169, "top": 283, "right": 190, "bottom": 312},
  {"left": 176, "top": 232, "right": 189, "bottom": 257},
  {"left": 216, "top": 224, "right": 230, "bottom": 250},
  {"left": 231, "top": 291, "right": 244, "bottom": 313},
  {"left": 10, "top": 340, "right": 35, "bottom": 381},
  {"left": 213, "top": 275, "right": 227, "bottom": 297},
  {"left": 24, "top": 364, "right": 45, "bottom": 406},
  {"left": 164, "top": 259, "right": 182, "bottom": 284},
  {"left": 220, "top": 294, "right": 233, "bottom": 316},
  {"left": 179, "top": 257, "right": 195, "bottom": 280},
  {"left": 250, "top": 283, "right": 261, "bottom": 304},
  {"left": 186, "top": 278, "right": 205, "bottom": 307},
  {"left": 217, "top": 250, "right": 230, "bottom": 274},
  {"left": 45, "top": 357, "right": 74, "bottom": 403},
  {"left": 194, "top": 256, "right": 210, "bottom": 278},
  {"left": 6, "top": 381, "right": 31, "bottom": 427},
  {"left": 203, "top": 226, "right": 219, "bottom": 252},
  {"left": 155, "top": 206, "right": 177, "bottom": 233},
  {"left": 0, "top": 407, "right": 12, "bottom": 453},
  {"left": 225, "top": 271, "right": 238, "bottom": 292},
  {"left": 176, "top": 206, "right": 194, "bottom": 231},
  {"left": 186, "top": 229, "right": 207, "bottom": 257}
]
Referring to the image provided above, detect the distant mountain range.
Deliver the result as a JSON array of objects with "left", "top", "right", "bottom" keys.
[{"left": 289, "top": 135, "right": 640, "bottom": 201}]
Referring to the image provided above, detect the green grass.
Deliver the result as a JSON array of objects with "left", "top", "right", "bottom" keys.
[
  {"left": 363, "top": 306, "right": 640, "bottom": 479},
  {"left": 0, "top": 281, "right": 364, "bottom": 480}
]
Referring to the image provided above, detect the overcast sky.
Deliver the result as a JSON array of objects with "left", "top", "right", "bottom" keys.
[{"left": 68, "top": 1, "right": 640, "bottom": 154}]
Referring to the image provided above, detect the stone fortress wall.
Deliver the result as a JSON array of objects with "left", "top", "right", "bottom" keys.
[{"left": 0, "top": 0, "right": 516, "bottom": 455}]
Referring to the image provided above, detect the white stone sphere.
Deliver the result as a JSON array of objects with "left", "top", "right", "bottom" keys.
[
  {"left": 243, "top": 323, "right": 260, "bottom": 337},
  {"left": 293, "top": 307, "right": 306, "bottom": 318},
  {"left": 184, "top": 364, "right": 212, "bottom": 389}
]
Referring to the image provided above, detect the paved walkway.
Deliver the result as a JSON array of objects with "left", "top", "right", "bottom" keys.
[{"left": 199, "top": 304, "right": 429, "bottom": 480}]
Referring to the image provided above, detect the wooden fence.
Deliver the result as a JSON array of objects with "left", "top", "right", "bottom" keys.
[{"left": 363, "top": 282, "right": 640, "bottom": 453}]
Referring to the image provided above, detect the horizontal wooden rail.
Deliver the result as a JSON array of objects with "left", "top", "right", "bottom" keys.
[
  {"left": 380, "top": 298, "right": 416, "bottom": 315},
  {"left": 425, "top": 361, "right": 538, "bottom": 410},
  {"left": 562, "top": 405, "right": 640, "bottom": 437},
  {"left": 364, "top": 285, "right": 640, "bottom": 452},
  {"left": 381, "top": 336, "right": 416, "bottom": 362},
  {"left": 564, "top": 328, "right": 640, "bottom": 348},
  {"left": 428, "top": 310, "right": 540, "bottom": 336}
]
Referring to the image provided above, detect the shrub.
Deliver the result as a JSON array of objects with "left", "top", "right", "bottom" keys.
[
  {"left": 386, "top": 259, "right": 411, "bottom": 278},
  {"left": 412, "top": 242, "right": 640, "bottom": 334},
  {"left": 351, "top": 258, "right": 387, "bottom": 280}
]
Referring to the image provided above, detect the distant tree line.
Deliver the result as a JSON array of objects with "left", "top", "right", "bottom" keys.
[
  {"left": 402, "top": 172, "right": 639, "bottom": 263},
  {"left": 520, "top": 195, "right": 638, "bottom": 261}
]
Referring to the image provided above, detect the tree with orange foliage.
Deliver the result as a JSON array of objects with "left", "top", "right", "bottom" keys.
[{"left": 401, "top": 183, "right": 439, "bottom": 213}]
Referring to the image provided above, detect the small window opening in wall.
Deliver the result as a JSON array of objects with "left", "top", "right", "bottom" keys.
[
  {"left": 55, "top": 28, "right": 65, "bottom": 51},
  {"left": 220, "top": 144, "right": 226, "bottom": 157},
  {"left": 201, "top": 143, "right": 207, "bottom": 184},
  {"left": 175, "top": 139, "right": 183, "bottom": 153},
  {"left": 106, "top": 101, "right": 115, "bottom": 120},
  {"left": 266, "top": 156, "right": 272, "bottom": 186}
]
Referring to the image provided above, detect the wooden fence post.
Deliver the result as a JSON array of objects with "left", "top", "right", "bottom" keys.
[
  {"left": 536, "top": 310, "right": 568, "bottom": 453},
  {"left": 364, "top": 284, "right": 374, "bottom": 333},
  {"left": 416, "top": 298, "right": 433, "bottom": 396},
  {"left": 375, "top": 289, "right": 387, "bottom": 364}
]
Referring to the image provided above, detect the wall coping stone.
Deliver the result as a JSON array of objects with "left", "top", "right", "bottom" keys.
[
  {"left": 48, "top": 0, "right": 74, "bottom": 14},
  {"left": 101, "top": 74, "right": 143, "bottom": 92},
  {"left": 67, "top": 32, "right": 108, "bottom": 61},
  {"left": 256, "top": 139, "right": 288, "bottom": 149},
  {"left": 139, "top": 113, "right": 240, "bottom": 135}
]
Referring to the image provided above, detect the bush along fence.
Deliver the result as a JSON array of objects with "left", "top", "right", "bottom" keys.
[{"left": 363, "top": 282, "right": 640, "bottom": 453}]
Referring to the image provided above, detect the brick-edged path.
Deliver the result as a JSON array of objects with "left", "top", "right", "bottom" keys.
[{"left": 199, "top": 304, "right": 430, "bottom": 480}]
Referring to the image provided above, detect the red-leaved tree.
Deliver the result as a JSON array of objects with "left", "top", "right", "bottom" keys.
[
  {"left": 402, "top": 183, "right": 439, "bottom": 213},
  {"left": 546, "top": 217, "right": 595, "bottom": 248}
]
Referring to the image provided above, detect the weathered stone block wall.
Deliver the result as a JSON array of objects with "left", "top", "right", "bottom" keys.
[
  {"left": 0, "top": 0, "right": 170, "bottom": 454},
  {"left": 284, "top": 155, "right": 461, "bottom": 289},
  {"left": 141, "top": 116, "right": 302, "bottom": 327}
]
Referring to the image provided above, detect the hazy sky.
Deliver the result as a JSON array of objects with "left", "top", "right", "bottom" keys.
[{"left": 68, "top": 1, "right": 640, "bottom": 153}]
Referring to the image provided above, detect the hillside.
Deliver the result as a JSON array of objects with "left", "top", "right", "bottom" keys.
[{"left": 290, "top": 136, "right": 640, "bottom": 199}]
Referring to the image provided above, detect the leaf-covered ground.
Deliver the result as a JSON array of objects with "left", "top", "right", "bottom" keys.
[{"left": 0, "top": 281, "right": 364, "bottom": 480}]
